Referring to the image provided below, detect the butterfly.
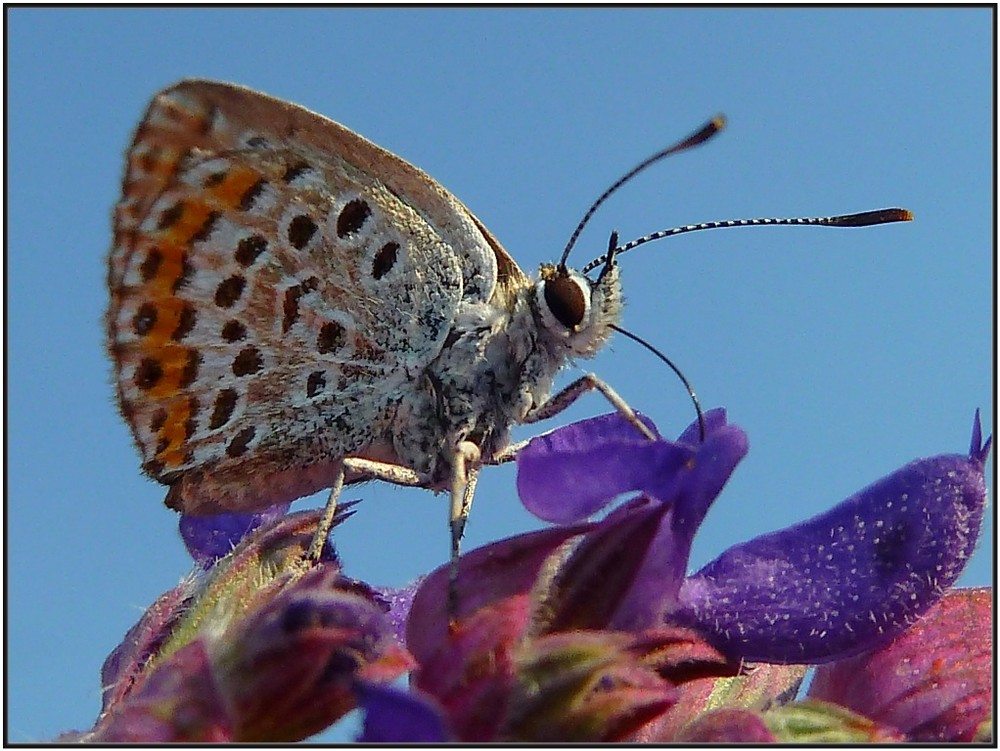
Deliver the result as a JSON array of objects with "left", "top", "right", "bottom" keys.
[{"left": 107, "top": 80, "right": 911, "bottom": 585}]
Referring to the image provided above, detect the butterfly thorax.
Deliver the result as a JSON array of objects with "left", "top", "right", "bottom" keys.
[{"left": 391, "top": 262, "right": 624, "bottom": 485}]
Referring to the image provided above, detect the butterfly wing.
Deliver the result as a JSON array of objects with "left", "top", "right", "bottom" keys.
[
  {"left": 108, "top": 80, "right": 517, "bottom": 513},
  {"left": 126, "top": 80, "right": 531, "bottom": 296}
]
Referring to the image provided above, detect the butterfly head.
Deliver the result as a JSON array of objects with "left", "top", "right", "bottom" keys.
[
  {"left": 535, "top": 118, "right": 730, "bottom": 363},
  {"left": 533, "top": 256, "right": 622, "bottom": 359}
]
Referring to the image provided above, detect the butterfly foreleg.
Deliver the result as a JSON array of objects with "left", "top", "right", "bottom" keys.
[
  {"left": 305, "top": 457, "right": 428, "bottom": 563},
  {"left": 448, "top": 441, "right": 481, "bottom": 620},
  {"left": 485, "top": 440, "right": 529, "bottom": 466},
  {"left": 481, "top": 374, "right": 656, "bottom": 470},
  {"left": 523, "top": 373, "right": 656, "bottom": 440}
]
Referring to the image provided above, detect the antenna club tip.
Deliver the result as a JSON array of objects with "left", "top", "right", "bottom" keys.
[
  {"left": 830, "top": 207, "right": 915, "bottom": 227},
  {"left": 876, "top": 208, "right": 914, "bottom": 224},
  {"left": 711, "top": 114, "right": 727, "bottom": 131}
]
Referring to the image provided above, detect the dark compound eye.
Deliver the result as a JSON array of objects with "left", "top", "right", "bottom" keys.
[{"left": 544, "top": 274, "right": 587, "bottom": 329}]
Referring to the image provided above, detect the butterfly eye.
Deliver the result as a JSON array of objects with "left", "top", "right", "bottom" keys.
[{"left": 543, "top": 273, "right": 588, "bottom": 330}]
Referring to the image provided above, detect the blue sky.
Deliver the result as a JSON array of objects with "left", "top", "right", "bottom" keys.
[{"left": 7, "top": 7, "right": 993, "bottom": 742}]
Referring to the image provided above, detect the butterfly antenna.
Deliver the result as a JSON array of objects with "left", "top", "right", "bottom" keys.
[
  {"left": 610, "top": 324, "right": 705, "bottom": 442},
  {"left": 582, "top": 208, "right": 914, "bottom": 274},
  {"left": 559, "top": 115, "right": 727, "bottom": 270}
]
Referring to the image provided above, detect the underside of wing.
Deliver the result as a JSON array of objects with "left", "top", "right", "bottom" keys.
[
  {"left": 165, "top": 80, "right": 530, "bottom": 299},
  {"left": 108, "top": 81, "right": 468, "bottom": 511}
]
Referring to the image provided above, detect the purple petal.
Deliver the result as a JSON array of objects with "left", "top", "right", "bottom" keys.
[
  {"left": 517, "top": 409, "right": 736, "bottom": 525},
  {"left": 541, "top": 497, "right": 672, "bottom": 631},
  {"left": 180, "top": 503, "right": 291, "bottom": 565},
  {"left": 407, "top": 523, "right": 592, "bottom": 662},
  {"left": 677, "top": 420, "right": 990, "bottom": 664},
  {"left": 413, "top": 596, "right": 533, "bottom": 741},
  {"left": 88, "top": 640, "right": 233, "bottom": 742},
  {"left": 516, "top": 410, "right": 748, "bottom": 632},
  {"left": 969, "top": 407, "right": 992, "bottom": 465},
  {"left": 517, "top": 412, "right": 665, "bottom": 523},
  {"left": 373, "top": 582, "right": 421, "bottom": 645},
  {"left": 536, "top": 411, "right": 664, "bottom": 449},
  {"left": 99, "top": 577, "right": 198, "bottom": 714},
  {"left": 215, "top": 567, "right": 410, "bottom": 741},
  {"left": 676, "top": 407, "right": 731, "bottom": 446},
  {"left": 609, "top": 423, "right": 749, "bottom": 630},
  {"left": 660, "top": 419, "right": 750, "bottom": 537},
  {"left": 809, "top": 587, "right": 991, "bottom": 742},
  {"left": 356, "top": 681, "right": 450, "bottom": 742},
  {"left": 519, "top": 437, "right": 691, "bottom": 523}
]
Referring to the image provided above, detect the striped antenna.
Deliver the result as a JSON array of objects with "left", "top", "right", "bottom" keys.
[
  {"left": 558, "top": 115, "right": 726, "bottom": 269},
  {"left": 582, "top": 209, "right": 914, "bottom": 275}
]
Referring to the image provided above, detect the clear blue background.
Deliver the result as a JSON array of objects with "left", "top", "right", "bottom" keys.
[{"left": 8, "top": 8, "right": 993, "bottom": 742}]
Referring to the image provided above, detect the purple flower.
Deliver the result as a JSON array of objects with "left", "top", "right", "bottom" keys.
[
  {"left": 516, "top": 408, "right": 990, "bottom": 663},
  {"left": 86, "top": 639, "right": 233, "bottom": 742},
  {"left": 96, "top": 575, "right": 200, "bottom": 718},
  {"left": 677, "top": 411, "right": 990, "bottom": 664},
  {"left": 74, "top": 407, "right": 990, "bottom": 742},
  {"left": 78, "top": 510, "right": 412, "bottom": 743},
  {"left": 178, "top": 498, "right": 363, "bottom": 566},
  {"left": 355, "top": 681, "right": 451, "bottom": 743},
  {"left": 410, "top": 595, "right": 682, "bottom": 742},
  {"left": 179, "top": 503, "right": 291, "bottom": 566},
  {"left": 401, "top": 407, "right": 990, "bottom": 741}
]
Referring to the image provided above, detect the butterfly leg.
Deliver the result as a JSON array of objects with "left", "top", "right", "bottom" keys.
[
  {"left": 483, "top": 375, "right": 653, "bottom": 469},
  {"left": 486, "top": 440, "right": 529, "bottom": 465},
  {"left": 448, "top": 441, "right": 481, "bottom": 620},
  {"left": 523, "top": 373, "right": 656, "bottom": 440},
  {"left": 305, "top": 463, "right": 347, "bottom": 563},
  {"left": 305, "top": 457, "right": 427, "bottom": 563}
]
